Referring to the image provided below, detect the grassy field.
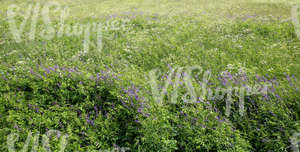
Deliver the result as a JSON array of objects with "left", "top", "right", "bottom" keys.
[{"left": 0, "top": 0, "right": 300, "bottom": 151}]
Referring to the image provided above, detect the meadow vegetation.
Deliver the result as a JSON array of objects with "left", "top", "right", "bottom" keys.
[{"left": 0, "top": 0, "right": 299, "bottom": 151}]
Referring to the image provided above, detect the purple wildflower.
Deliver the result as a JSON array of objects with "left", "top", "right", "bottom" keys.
[
  {"left": 44, "top": 68, "right": 50, "bottom": 74},
  {"left": 94, "top": 105, "right": 98, "bottom": 113},
  {"left": 80, "top": 131, "right": 85, "bottom": 135},
  {"left": 135, "top": 95, "right": 139, "bottom": 100},
  {"left": 183, "top": 71, "right": 188, "bottom": 77},
  {"left": 30, "top": 69, "right": 35, "bottom": 75},
  {"left": 232, "top": 78, "right": 238, "bottom": 85},
  {"left": 256, "top": 74, "right": 261, "bottom": 82},
  {"left": 292, "top": 74, "right": 296, "bottom": 81},
  {"left": 286, "top": 74, "right": 291, "bottom": 82},
  {"left": 89, "top": 120, "right": 94, "bottom": 126},
  {"left": 227, "top": 72, "right": 233, "bottom": 80},
  {"left": 56, "top": 131, "right": 61, "bottom": 138},
  {"left": 68, "top": 68, "right": 74, "bottom": 73},
  {"left": 222, "top": 79, "right": 227, "bottom": 86},
  {"left": 214, "top": 107, "right": 219, "bottom": 112},
  {"left": 270, "top": 85, "right": 275, "bottom": 93},
  {"left": 144, "top": 113, "right": 150, "bottom": 117},
  {"left": 120, "top": 99, "right": 126, "bottom": 106},
  {"left": 60, "top": 67, "right": 65, "bottom": 71},
  {"left": 196, "top": 97, "right": 203, "bottom": 103},
  {"left": 138, "top": 107, "right": 143, "bottom": 113},
  {"left": 200, "top": 124, "right": 206, "bottom": 128},
  {"left": 49, "top": 67, "right": 55, "bottom": 72},
  {"left": 112, "top": 74, "right": 119, "bottom": 80},
  {"left": 247, "top": 97, "right": 255, "bottom": 105},
  {"left": 1, "top": 76, "right": 8, "bottom": 81},
  {"left": 272, "top": 77, "right": 279, "bottom": 85},
  {"left": 94, "top": 105, "right": 99, "bottom": 117},
  {"left": 37, "top": 74, "right": 43, "bottom": 79},
  {"left": 14, "top": 125, "right": 21, "bottom": 131},
  {"left": 241, "top": 71, "right": 248, "bottom": 81},
  {"left": 96, "top": 73, "right": 100, "bottom": 80},
  {"left": 86, "top": 114, "right": 94, "bottom": 126},
  {"left": 35, "top": 107, "right": 40, "bottom": 113},
  {"left": 262, "top": 76, "right": 267, "bottom": 82},
  {"left": 263, "top": 94, "right": 270, "bottom": 101},
  {"left": 167, "top": 64, "right": 172, "bottom": 70},
  {"left": 269, "top": 111, "right": 276, "bottom": 117}
]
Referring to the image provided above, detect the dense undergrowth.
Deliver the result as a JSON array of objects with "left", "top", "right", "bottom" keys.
[{"left": 0, "top": 1, "right": 300, "bottom": 151}]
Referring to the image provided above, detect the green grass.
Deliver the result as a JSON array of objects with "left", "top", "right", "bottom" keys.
[{"left": 0, "top": 0, "right": 300, "bottom": 151}]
